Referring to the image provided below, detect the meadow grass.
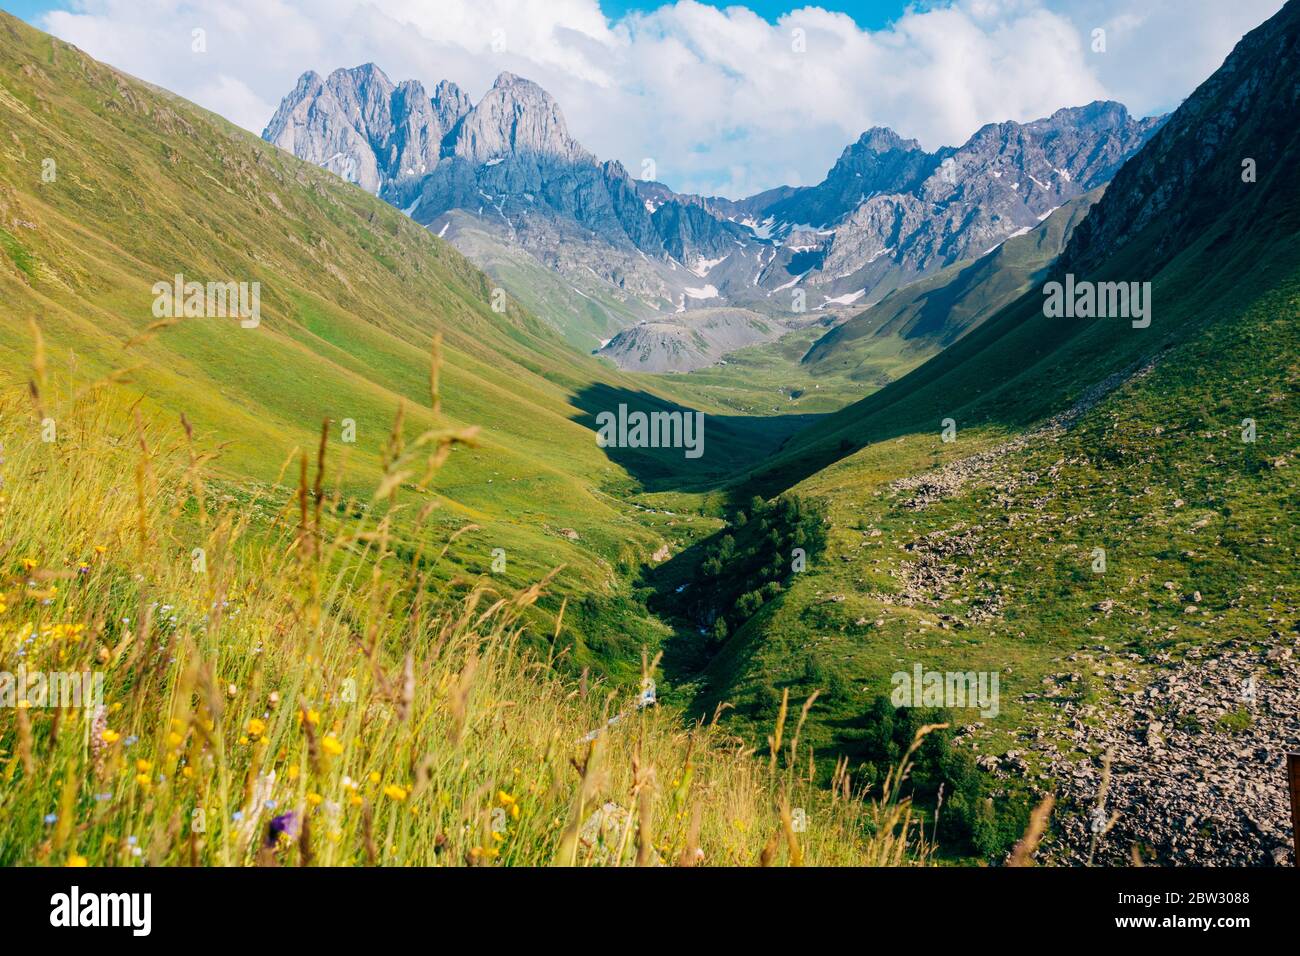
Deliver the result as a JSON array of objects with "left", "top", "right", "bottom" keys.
[{"left": 0, "top": 345, "right": 933, "bottom": 867}]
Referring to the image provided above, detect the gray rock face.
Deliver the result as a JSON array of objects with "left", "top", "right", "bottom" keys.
[
  {"left": 262, "top": 68, "right": 383, "bottom": 193},
  {"left": 449, "top": 72, "right": 589, "bottom": 165},
  {"left": 763, "top": 127, "right": 943, "bottom": 229},
  {"left": 262, "top": 63, "right": 469, "bottom": 195},
  {"left": 265, "top": 64, "right": 748, "bottom": 297},
  {"left": 430, "top": 79, "right": 472, "bottom": 141}
]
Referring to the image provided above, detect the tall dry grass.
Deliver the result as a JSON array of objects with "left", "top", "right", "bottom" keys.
[{"left": 0, "top": 343, "right": 933, "bottom": 867}]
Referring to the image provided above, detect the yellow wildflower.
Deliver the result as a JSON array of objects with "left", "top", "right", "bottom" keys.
[
  {"left": 383, "top": 784, "right": 408, "bottom": 802},
  {"left": 321, "top": 735, "right": 343, "bottom": 757}
]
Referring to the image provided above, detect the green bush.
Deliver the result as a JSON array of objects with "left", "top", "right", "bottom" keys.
[
  {"left": 654, "top": 494, "right": 827, "bottom": 637},
  {"left": 849, "top": 695, "right": 1030, "bottom": 862}
]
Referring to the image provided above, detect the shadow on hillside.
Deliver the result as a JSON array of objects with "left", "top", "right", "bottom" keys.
[
  {"left": 568, "top": 382, "right": 825, "bottom": 496},
  {"left": 733, "top": 275, "right": 1178, "bottom": 500}
]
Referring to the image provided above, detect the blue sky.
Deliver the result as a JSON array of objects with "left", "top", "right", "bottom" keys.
[
  {"left": 16, "top": 1, "right": 1289, "bottom": 197},
  {"left": 1, "top": 1, "right": 49, "bottom": 21},
  {"left": 599, "top": 0, "right": 913, "bottom": 29}
]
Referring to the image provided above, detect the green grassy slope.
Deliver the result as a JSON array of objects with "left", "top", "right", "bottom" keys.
[
  {"left": 683, "top": 239, "right": 1300, "bottom": 736},
  {"left": 0, "top": 12, "right": 778, "bottom": 678},
  {"left": 670, "top": 259, "right": 1298, "bottom": 859},
  {"left": 643, "top": 319, "right": 869, "bottom": 416}
]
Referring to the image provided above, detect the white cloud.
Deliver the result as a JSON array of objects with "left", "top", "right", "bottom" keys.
[
  {"left": 1051, "top": 0, "right": 1287, "bottom": 116},
  {"left": 39, "top": 0, "right": 1287, "bottom": 197}
]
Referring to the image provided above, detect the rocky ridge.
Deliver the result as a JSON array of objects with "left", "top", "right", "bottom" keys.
[{"left": 264, "top": 67, "right": 1163, "bottom": 328}]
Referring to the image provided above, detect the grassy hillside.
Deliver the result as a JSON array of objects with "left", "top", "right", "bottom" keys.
[
  {"left": 441, "top": 211, "right": 655, "bottom": 352},
  {"left": 635, "top": 318, "right": 869, "bottom": 416},
  {"left": 4, "top": 1, "right": 1295, "bottom": 867},
  {"left": 0, "top": 13, "right": 946, "bottom": 869},
  {"left": 664, "top": 255, "right": 1298, "bottom": 858},
  {"left": 0, "top": 11, "right": 796, "bottom": 679}
]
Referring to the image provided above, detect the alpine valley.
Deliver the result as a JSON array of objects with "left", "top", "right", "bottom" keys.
[{"left": 0, "top": 0, "right": 1297, "bottom": 872}]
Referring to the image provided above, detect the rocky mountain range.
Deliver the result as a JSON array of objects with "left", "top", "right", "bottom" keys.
[
  {"left": 264, "top": 65, "right": 1165, "bottom": 346},
  {"left": 796, "top": 102, "right": 1164, "bottom": 301}
]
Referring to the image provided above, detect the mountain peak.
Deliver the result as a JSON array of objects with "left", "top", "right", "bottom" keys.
[
  {"left": 328, "top": 62, "right": 393, "bottom": 88},
  {"left": 1043, "top": 100, "right": 1134, "bottom": 130},
  {"left": 449, "top": 70, "right": 590, "bottom": 165},
  {"left": 264, "top": 61, "right": 454, "bottom": 194},
  {"left": 431, "top": 79, "right": 472, "bottom": 137},
  {"left": 292, "top": 69, "right": 323, "bottom": 90},
  {"left": 434, "top": 78, "right": 468, "bottom": 100},
  {"left": 853, "top": 127, "right": 922, "bottom": 154}
]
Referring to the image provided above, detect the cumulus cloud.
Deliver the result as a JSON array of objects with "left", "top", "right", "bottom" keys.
[{"left": 39, "top": 0, "right": 1286, "bottom": 197}]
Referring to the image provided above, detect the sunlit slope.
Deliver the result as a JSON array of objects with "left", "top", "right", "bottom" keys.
[
  {"left": 0, "top": 12, "right": 765, "bottom": 670},
  {"left": 443, "top": 211, "right": 655, "bottom": 352}
]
